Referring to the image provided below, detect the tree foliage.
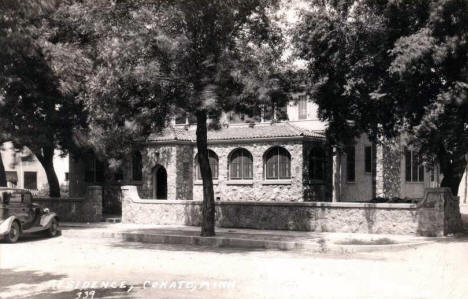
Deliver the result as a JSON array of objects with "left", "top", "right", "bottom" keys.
[
  {"left": 0, "top": 0, "right": 88, "bottom": 196},
  {"left": 295, "top": 0, "right": 468, "bottom": 194},
  {"left": 55, "top": 0, "right": 283, "bottom": 235}
]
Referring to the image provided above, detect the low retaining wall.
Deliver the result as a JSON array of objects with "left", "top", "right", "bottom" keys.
[
  {"left": 122, "top": 186, "right": 463, "bottom": 236},
  {"left": 33, "top": 186, "right": 102, "bottom": 222}
]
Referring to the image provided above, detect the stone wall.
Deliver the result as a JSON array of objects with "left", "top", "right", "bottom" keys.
[
  {"left": 122, "top": 185, "right": 463, "bottom": 236},
  {"left": 33, "top": 186, "right": 103, "bottom": 222},
  {"left": 193, "top": 141, "right": 305, "bottom": 202},
  {"left": 382, "top": 140, "right": 402, "bottom": 198}
]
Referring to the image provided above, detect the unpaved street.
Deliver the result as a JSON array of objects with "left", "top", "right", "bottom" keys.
[{"left": 1, "top": 234, "right": 467, "bottom": 298}]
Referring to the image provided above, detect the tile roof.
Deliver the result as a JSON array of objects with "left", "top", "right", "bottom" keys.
[{"left": 148, "top": 122, "right": 325, "bottom": 143}]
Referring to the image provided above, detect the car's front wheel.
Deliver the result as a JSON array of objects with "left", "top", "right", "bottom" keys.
[
  {"left": 47, "top": 218, "right": 59, "bottom": 237},
  {"left": 5, "top": 221, "right": 20, "bottom": 243}
]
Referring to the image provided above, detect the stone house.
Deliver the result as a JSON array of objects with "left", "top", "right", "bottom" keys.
[{"left": 69, "top": 96, "right": 445, "bottom": 214}]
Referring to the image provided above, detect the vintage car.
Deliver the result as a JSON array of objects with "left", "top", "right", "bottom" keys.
[{"left": 0, "top": 188, "right": 59, "bottom": 243}]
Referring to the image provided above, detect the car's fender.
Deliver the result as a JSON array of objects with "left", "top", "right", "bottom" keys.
[
  {"left": 0, "top": 216, "right": 19, "bottom": 236},
  {"left": 40, "top": 212, "right": 58, "bottom": 228}
]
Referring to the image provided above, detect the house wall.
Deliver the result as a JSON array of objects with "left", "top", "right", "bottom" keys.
[
  {"left": 1, "top": 142, "right": 69, "bottom": 192},
  {"left": 175, "top": 145, "right": 194, "bottom": 200},
  {"left": 341, "top": 135, "right": 374, "bottom": 202},
  {"left": 287, "top": 95, "right": 327, "bottom": 131},
  {"left": 193, "top": 140, "right": 305, "bottom": 202},
  {"left": 140, "top": 144, "right": 178, "bottom": 200}
]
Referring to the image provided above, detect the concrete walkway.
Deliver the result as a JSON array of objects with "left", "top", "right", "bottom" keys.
[{"left": 59, "top": 222, "right": 454, "bottom": 253}]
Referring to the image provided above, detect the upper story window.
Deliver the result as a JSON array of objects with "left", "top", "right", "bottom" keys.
[
  {"left": 23, "top": 171, "right": 37, "bottom": 190},
  {"left": 195, "top": 150, "right": 219, "bottom": 180},
  {"left": 229, "top": 148, "right": 253, "bottom": 180},
  {"left": 309, "top": 147, "right": 326, "bottom": 180},
  {"left": 264, "top": 147, "right": 291, "bottom": 179},
  {"left": 405, "top": 150, "right": 424, "bottom": 182},
  {"left": 345, "top": 146, "right": 355, "bottom": 182},
  {"left": 298, "top": 95, "right": 307, "bottom": 119},
  {"left": 132, "top": 151, "right": 143, "bottom": 181}
]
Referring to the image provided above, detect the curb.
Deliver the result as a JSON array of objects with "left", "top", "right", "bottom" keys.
[{"left": 60, "top": 229, "right": 434, "bottom": 253}]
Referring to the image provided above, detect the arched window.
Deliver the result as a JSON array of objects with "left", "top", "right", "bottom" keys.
[
  {"left": 309, "top": 147, "right": 325, "bottom": 180},
  {"left": 264, "top": 147, "right": 291, "bottom": 179},
  {"left": 229, "top": 148, "right": 253, "bottom": 180},
  {"left": 132, "top": 151, "right": 143, "bottom": 181},
  {"left": 195, "top": 150, "right": 219, "bottom": 180}
]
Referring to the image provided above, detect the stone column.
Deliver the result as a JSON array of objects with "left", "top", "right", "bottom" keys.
[
  {"left": 83, "top": 185, "right": 102, "bottom": 222},
  {"left": 375, "top": 143, "right": 384, "bottom": 198}
]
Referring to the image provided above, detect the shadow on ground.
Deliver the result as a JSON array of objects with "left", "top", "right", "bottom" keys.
[
  {"left": 106, "top": 239, "right": 274, "bottom": 254},
  {"left": 0, "top": 233, "right": 58, "bottom": 244},
  {"left": 0, "top": 268, "right": 66, "bottom": 293}
]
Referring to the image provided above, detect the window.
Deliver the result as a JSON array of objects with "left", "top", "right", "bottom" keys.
[
  {"left": 263, "top": 102, "right": 288, "bottom": 121},
  {"left": 84, "top": 153, "right": 105, "bottom": 183},
  {"left": 65, "top": 172, "right": 69, "bottom": 181},
  {"left": 264, "top": 147, "right": 291, "bottom": 179},
  {"left": 298, "top": 96, "right": 307, "bottom": 119},
  {"left": 132, "top": 151, "right": 143, "bottom": 181},
  {"left": 24, "top": 171, "right": 37, "bottom": 190},
  {"left": 9, "top": 192, "right": 22, "bottom": 203},
  {"left": 5, "top": 171, "right": 18, "bottom": 184},
  {"left": 346, "top": 146, "right": 355, "bottom": 182},
  {"left": 229, "top": 148, "right": 253, "bottom": 180},
  {"left": 364, "top": 146, "right": 372, "bottom": 173},
  {"left": 309, "top": 147, "right": 326, "bottom": 180},
  {"left": 196, "top": 150, "right": 219, "bottom": 180},
  {"left": 405, "top": 150, "right": 424, "bottom": 182}
]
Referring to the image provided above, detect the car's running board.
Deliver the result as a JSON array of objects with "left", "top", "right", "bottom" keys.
[{"left": 22, "top": 226, "right": 48, "bottom": 233}]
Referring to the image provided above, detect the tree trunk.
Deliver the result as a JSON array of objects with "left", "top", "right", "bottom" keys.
[
  {"left": 0, "top": 152, "right": 6, "bottom": 187},
  {"left": 36, "top": 147, "right": 61, "bottom": 197},
  {"left": 439, "top": 148, "right": 466, "bottom": 196},
  {"left": 196, "top": 110, "right": 215, "bottom": 236},
  {"left": 332, "top": 149, "right": 341, "bottom": 202}
]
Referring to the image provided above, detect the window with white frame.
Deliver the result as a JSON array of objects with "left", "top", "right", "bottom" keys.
[
  {"left": 264, "top": 147, "right": 291, "bottom": 180},
  {"left": 405, "top": 150, "right": 424, "bottom": 182},
  {"left": 229, "top": 148, "right": 253, "bottom": 180}
]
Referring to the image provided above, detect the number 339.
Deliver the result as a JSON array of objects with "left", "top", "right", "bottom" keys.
[{"left": 76, "top": 290, "right": 95, "bottom": 299}]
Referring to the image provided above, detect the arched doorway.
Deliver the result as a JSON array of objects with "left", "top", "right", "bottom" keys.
[{"left": 152, "top": 165, "right": 167, "bottom": 199}]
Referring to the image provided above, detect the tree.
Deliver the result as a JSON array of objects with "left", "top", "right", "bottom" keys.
[
  {"left": 55, "top": 0, "right": 282, "bottom": 235},
  {"left": 0, "top": 0, "right": 88, "bottom": 196},
  {"left": 294, "top": 0, "right": 468, "bottom": 195}
]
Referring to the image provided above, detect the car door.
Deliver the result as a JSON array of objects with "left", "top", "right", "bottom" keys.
[{"left": 22, "top": 193, "right": 37, "bottom": 228}]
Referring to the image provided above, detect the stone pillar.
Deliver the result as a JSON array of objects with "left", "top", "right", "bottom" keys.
[
  {"left": 375, "top": 143, "right": 384, "bottom": 198},
  {"left": 83, "top": 185, "right": 102, "bottom": 222}
]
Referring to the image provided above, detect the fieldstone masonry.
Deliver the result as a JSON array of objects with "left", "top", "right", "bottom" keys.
[
  {"left": 193, "top": 141, "right": 305, "bottom": 202},
  {"left": 33, "top": 185, "right": 103, "bottom": 222},
  {"left": 122, "top": 185, "right": 463, "bottom": 236}
]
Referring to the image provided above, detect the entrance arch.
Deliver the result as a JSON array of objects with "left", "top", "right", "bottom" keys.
[{"left": 152, "top": 165, "right": 167, "bottom": 199}]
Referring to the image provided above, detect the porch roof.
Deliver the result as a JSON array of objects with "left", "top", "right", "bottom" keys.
[{"left": 148, "top": 122, "right": 325, "bottom": 143}]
